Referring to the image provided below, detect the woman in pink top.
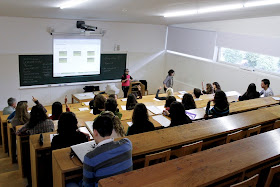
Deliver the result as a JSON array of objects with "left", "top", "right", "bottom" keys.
[{"left": 121, "top": 69, "right": 133, "bottom": 98}]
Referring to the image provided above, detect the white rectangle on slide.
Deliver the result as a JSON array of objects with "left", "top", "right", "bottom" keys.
[
  {"left": 147, "top": 106, "right": 162, "bottom": 115},
  {"left": 152, "top": 115, "right": 170, "bottom": 127},
  {"left": 53, "top": 37, "right": 101, "bottom": 77}
]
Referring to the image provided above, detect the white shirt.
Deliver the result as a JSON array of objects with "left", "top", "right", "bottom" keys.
[
  {"left": 96, "top": 138, "right": 114, "bottom": 148},
  {"left": 259, "top": 87, "right": 274, "bottom": 97}
]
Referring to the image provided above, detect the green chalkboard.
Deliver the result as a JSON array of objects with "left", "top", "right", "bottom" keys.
[{"left": 19, "top": 54, "right": 127, "bottom": 87}]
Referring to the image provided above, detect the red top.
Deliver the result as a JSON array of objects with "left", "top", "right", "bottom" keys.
[{"left": 122, "top": 75, "right": 131, "bottom": 87}]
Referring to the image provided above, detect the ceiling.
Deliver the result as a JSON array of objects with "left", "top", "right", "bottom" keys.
[{"left": 0, "top": 0, "right": 280, "bottom": 25}]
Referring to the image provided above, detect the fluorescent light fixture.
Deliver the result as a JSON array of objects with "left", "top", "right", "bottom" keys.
[
  {"left": 198, "top": 4, "right": 243, "bottom": 14},
  {"left": 244, "top": 0, "right": 280, "bottom": 8},
  {"left": 59, "top": 0, "right": 89, "bottom": 9},
  {"left": 163, "top": 10, "right": 197, "bottom": 18}
]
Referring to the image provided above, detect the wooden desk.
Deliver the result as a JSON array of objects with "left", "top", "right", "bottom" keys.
[
  {"left": 7, "top": 122, "right": 16, "bottom": 163},
  {"left": 52, "top": 108, "right": 278, "bottom": 187},
  {"left": 1, "top": 115, "right": 9, "bottom": 153},
  {"left": 99, "top": 129, "right": 280, "bottom": 187}
]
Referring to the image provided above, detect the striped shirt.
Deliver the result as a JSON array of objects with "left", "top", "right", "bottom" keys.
[{"left": 82, "top": 138, "right": 133, "bottom": 187}]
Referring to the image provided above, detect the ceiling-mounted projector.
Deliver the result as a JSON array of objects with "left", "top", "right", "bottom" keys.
[{"left": 77, "top": 21, "right": 97, "bottom": 31}]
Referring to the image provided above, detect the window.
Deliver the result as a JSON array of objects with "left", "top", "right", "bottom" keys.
[{"left": 219, "top": 47, "right": 280, "bottom": 74}]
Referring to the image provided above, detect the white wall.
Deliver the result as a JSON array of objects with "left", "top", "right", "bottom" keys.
[
  {"left": 166, "top": 16, "right": 280, "bottom": 95},
  {"left": 0, "top": 16, "right": 166, "bottom": 109}
]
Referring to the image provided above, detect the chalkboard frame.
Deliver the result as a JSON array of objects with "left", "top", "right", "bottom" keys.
[{"left": 19, "top": 53, "right": 127, "bottom": 87}]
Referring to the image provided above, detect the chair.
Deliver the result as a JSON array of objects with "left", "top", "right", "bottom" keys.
[
  {"left": 139, "top": 80, "right": 148, "bottom": 95},
  {"left": 273, "top": 120, "right": 280, "bottom": 129},
  {"left": 226, "top": 130, "right": 244, "bottom": 144},
  {"left": 230, "top": 174, "right": 259, "bottom": 187},
  {"left": 144, "top": 149, "right": 171, "bottom": 167},
  {"left": 264, "top": 164, "right": 280, "bottom": 187},
  {"left": 246, "top": 125, "right": 261, "bottom": 137},
  {"left": 173, "top": 141, "right": 203, "bottom": 158}
]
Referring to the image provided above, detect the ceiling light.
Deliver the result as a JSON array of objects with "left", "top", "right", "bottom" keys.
[
  {"left": 244, "top": 0, "right": 280, "bottom": 8},
  {"left": 59, "top": 0, "right": 89, "bottom": 9},
  {"left": 163, "top": 10, "right": 197, "bottom": 18},
  {"left": 198, "top": 4, "right": 243, "bottom": 14}
]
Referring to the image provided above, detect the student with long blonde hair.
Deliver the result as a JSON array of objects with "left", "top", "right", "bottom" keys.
[
  {"left": 155, "top": 86, "right": 174, "bottom": 100},
  {"left": 11, "top": 101, "right": 30, "bottom": 128}
]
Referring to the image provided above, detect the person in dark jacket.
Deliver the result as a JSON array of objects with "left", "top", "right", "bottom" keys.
[
  {"left": 205, "top": 90, "right": 229, "bottom": 118},
  {"left": 239, "top": 83, "right": 260, "bottom": 101}
]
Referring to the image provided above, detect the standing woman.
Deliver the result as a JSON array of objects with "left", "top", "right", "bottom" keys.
[
  {"left": 121, "top": 69, "right": 133, "bottom": 98},
  {"left": 163, "top": 69, "right": 175, "bottom": 92}
]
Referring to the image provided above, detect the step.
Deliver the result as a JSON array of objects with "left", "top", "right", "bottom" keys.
[
  {"left": 0, "top": 157, "right": 18, "bottom": 174},
  {"left": 0, "top": 170, "right": 27, "bottom": 187}
]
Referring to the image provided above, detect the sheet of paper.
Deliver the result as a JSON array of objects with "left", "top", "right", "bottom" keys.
[
  {"left": 83, "top": 102, "right": 90, "bottom": 106},
  {"left": 203, "top": 106, "right": 214, "bottom": 110},
  {"left": 79, "top": 107, "right": 89, "bottom": 111},
  {"left": 121, "top": 105, "right": 126, "bottom": 111},
  {"left": 156, "top": 105, "right": 165, "bottom": 112},
  {"left": 178, "top": 91, "right": 187, "bottom": 95},
  {"left": 85, "top": 121, "right": 94, "bottom": 134},
  {"left": 127, "top": 122, "right": 133, "bottom": 127},
  {"left": 71, "top": 140, "right": 96, "bottom": 163},
  {"left": 272, "top": 97, "right": 280, "bottom": 101},
  {"left": 178, "top": 95, "right": 183, "bottom": 99},
  {"left": 185, "top": 111, "right": 197, "bottom": 120},
  {"left": 79, "top": 127, "right": 93, "bottom": 140},
  {"left": 147, "top": 106, "right": 162, "bottom": 115},
  {"left": 194, "top": 98, "right": 203, "bottom": 101},
  {"left": 121, "top": 98, "right": 127, "bottom": 102},
  {"left": 90, "top": 109, "right": 93, "bottom": 114},
  {"left": 48, "top": 114, "right": 52, "bottom": 117},
  {"left": 152, "top": 115, "right": 170, "bottom": 127},
  {"left": 50, "top": 134, "right": 58, "bottom": 143},
  {"left": 176, "top": 99, "right": 182, "bottom": 102},
  {"left": 153, "top": 98, "right": 161, "bottom": 101}
]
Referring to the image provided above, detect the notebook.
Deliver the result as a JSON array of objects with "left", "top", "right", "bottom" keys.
[
  {"left": 152, "top": 115, "right": 170, "bottom": 127},
  {"left": 85, "top": 121, "right": 94, "bottom": 135},
  {"left": 79, "top": 127, "right": 93, "bottom": 140},
  {"left": 71, "top": 140, "right": 97, "bottom": 163}
]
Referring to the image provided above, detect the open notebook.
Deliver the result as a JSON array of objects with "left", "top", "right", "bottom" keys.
[{"left": 71, "top": 140, "right": 97, "bottom": 163}]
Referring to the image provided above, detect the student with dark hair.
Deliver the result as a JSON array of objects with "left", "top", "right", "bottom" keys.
[
  {"left": 260, "top": 79, "right": 274, "bottom": 97},
  {"left": 81, "top": 114, "right": 132, "bottom": 187},
  {"left": 16, "top": 99, "right": 54, "bottom": 135},
  {"left": 205, "top": 90, "right": 229, "bottom": 118},
  {"left": 3, "top": 97, "right": 17, "bottom": 115},
  {"left": 182, "top": 93, "right": 196, "bottom": 110},
  {"left": 50, "top": 96, "right": 70, "bottom": 120},
  {"left": 121, "top": 69, "right": 133, "bottom": 98},
  {"left": 193, "top": 88, "right": 202, "bottom": 100},
  {"left": 51, "top": 112, "right": 88, "bottom": 150},
  {"left": 239, "top": 83, "right": 260, "bottom": 101},
  {"left": 165, "top": 96, "right": 176, "bottom": 110},
  {"left": 104, "top": 98, "right": 122, "bottom": 119},
  {"left": 126, "top": 94, "right": 138, "bottom": 110},
  {"left": 202, "top": 82, "right": 214, "bottom": 94},
  {"left": 89, "top": 94, "right": 106, "bottom": 115},
  {"left": 213, "top": 82, "right": 221, "bottom": 93},
  {"left": 163, "top": 101, "right": 192, "bottom": 127},
  {"left": 127, "top": 103, "right": 155, "bottom": 136},
  {"left": 109, "top": 94, "right": 118, "bottom": 100},
  {"left": 10, "top": 101, "right": 30, "bottom": 128},
  {"left": 163, "top": 69, "right": 175, "bottom": 91}
]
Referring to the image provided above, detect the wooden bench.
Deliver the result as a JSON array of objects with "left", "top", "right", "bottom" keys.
[
  {"left": 99, "top": 129, "right": 280, "bottom": 187},
  {"left": 51, "top": 107, "right": 279, "bottom": 187},
  {"left": 7, "top": 122, "right": 17, "bottom": 163},
  {"left": 0, "top": 115, "right": 9, "bottom": 153}
]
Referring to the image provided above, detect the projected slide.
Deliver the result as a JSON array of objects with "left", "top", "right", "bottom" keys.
[{"left": 53, "top": 38, "right": 101, "bottom": 77}]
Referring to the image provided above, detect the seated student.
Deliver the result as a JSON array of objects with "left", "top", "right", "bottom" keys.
[
  {"left": 163, "top": 101, "right": 192, "bottom": 127},
  {"left": 193, "top": 88, "right": 203, "bottom": 100},
  {"left": 165, "top": 96, "right": 176, "bottom": 111},
  {"left": 104, "top": 98, "right": 122, "bottom": 119},
  {"left": 10, "top": 101, "right": 30, "bottom": 128},
  {"left": 89, "top": 94, "right": 106, "bottom": 115},
  {"left": 259, "top": 79, "right": 274, "bottom": 97},
  {"left": 81, "top": 114, "right": 133, "bottom": 187},
  {"left": 239, "top": 83, "right": 260, "bottom": 101},
  {"left": 155, "top": 86, "right": 174, "bottom": 100},
  {"left": 132, "top": 84, "right": 143, "bottom": 99},
  {"left": 49, "top": 96, "right": 70, "bottom": 120},
  {"left": 182, "top": 93, "right": 196, "bottom": 110},
  {"left": 202, "top": 82, "right": 214, "bottom": 94},
  {"left": 51, "top": 112, "right": 89, "bottom": 150},
  {"left": 16, "top": 103, "right": 54, "bottom": 135},
  {"left": 213, "top": 82, "right": 221, "bottom": 93},
  {"left": 126, "top": 94, "right": 138, "bottom": 110},
  {"left": 205, "top": 90, "right": 229, "bottom": 118},
  {"left": 127, "top": 103, "right": 155, "bottom": 136},
  {"left": 94, "top": 111, "right": 125, "bottom": 138},
  {"left": 109, "top": 94, "right": 118, "bottom": 100},
  {"left": 3, "top": 97, "right": 17, "bottom": 115}
]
